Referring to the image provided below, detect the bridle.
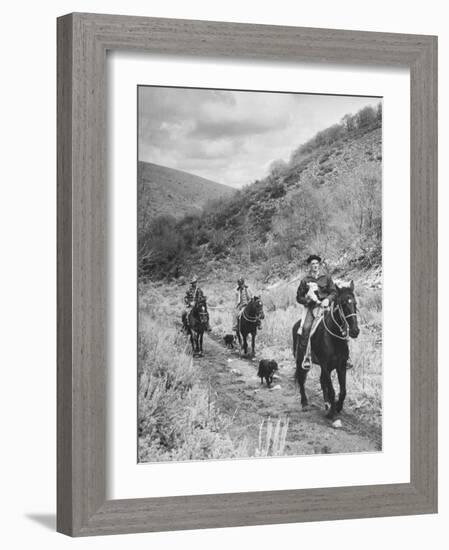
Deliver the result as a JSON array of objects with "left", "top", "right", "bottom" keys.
[
  {"left": 323, "top": 300, "right": 357, "bottom": 341},
  {"left": 241, "top": 300, "right": 263, "bottom": 324},
  {"left": 242, "top": 310, "right": 258, "bottom": 323},
  {"left": 193, "top": 302, "right": 208, "bottom": 325}
]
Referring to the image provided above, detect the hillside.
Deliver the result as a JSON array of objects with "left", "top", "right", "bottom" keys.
[
  {"left": 138, "top": 104, "right": 382, "bottom": 281},
  {"left": 138, "top": 162, "right": 235, "bottom": 220}
]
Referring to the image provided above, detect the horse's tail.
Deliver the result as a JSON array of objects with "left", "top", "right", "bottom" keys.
[{"left": 292, "top": 319, "right": 301, "bottom": 358}]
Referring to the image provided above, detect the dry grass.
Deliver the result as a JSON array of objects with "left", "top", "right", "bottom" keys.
[
  {"left": 138, "top": 271, "right": 382, "bottom": 460},
  {"left": 138, "top": 315, "right": 249, "bottom": 462},
  {"left": 255, "top": 417, "right": 290, "bottom": 457}
]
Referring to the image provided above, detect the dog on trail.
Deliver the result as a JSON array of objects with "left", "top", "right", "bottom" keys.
[
  {"left": 257, "top": 359, "right": 279, "bottom": 387},
  {"left": 223, "top": 334, "right": 235, "bottom": 349}
]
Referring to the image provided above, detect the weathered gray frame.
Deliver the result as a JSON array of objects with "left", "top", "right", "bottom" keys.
[{"left": 57, "top": 12, "right": 438, "bottom": 537}]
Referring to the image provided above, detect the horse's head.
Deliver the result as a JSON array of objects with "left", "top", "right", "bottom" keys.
[
  {"left": 196, "top": 296, "right": 207, "bottom": 323},
  {"left": 193, "top": 297, "right": 208, "bottom": 325},
  {"left": 252, "top": 295, "right": 265, "bottom": 320},
  {"left": 335, "top": 280, "right": 359, "bottom": 339}
]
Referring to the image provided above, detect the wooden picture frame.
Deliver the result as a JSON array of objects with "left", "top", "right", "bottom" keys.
[{"left": 57, "top": 12, "right": 437, "bottom": 536}]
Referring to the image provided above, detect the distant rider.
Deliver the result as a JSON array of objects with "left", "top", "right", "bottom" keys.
[
  {"left": 233, "top": 277, "right": 261, "bottom": 331},
  {"left": 296, "top": 255, "right": 336, "bottom": 369},
  {"left": 182, "top": 276, "right": 211, "bottom": 332}
]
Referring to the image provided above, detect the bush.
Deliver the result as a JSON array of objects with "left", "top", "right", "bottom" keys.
[{"left": 138, "top": 318, "right": 247, "bottom": 462}]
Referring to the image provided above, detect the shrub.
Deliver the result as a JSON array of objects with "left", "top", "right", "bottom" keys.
[{"left": 138, "top": 317, "right": 247, "bottom": 462}]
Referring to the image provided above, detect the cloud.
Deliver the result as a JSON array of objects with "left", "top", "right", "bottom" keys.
[
  {"left": 138, "top": 86, "right": 380, "bottom": 188},
  {"left": 189, "top": 117, "right": 282, "bottom": 139}
]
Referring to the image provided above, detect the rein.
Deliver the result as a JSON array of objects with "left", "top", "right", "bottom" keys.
[
  {"left": 323, "top": 303, "right": 356, "bottom": 341},
  {"left": 191, "top": 303, "right": 208, "bottom": 325},
  {"left": 241, "top": 302, "right": 261, "bottom": 324},
  {"left": 242, "top": 309, "right": 259, "bottom": 323}
]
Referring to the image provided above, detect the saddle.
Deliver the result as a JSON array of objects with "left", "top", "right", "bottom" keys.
[{"left": 296, "top": 307, "right": 323, "bottom": 336}]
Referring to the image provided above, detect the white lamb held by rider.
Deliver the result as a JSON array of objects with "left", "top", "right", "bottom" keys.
[{"left": 305, "top": 281, "right": 319, "bottom": 303}]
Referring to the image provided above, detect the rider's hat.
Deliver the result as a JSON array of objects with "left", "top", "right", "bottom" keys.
[
  {"left": 190, "top": 275, "right": 198, "bottom": 284},
  {"left": 237, "top": 277, "right": 245, "bottom": 285},
  {"left": 306, "top": 254, "right": 322, "bottom": 264}
]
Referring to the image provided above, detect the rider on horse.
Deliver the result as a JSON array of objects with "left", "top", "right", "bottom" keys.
[
  {"left": 182, "top": 276, "right": 211, "bottom": 332},
  {"left": 233, "top": 277, "right": 261, "bottom": 331},
  {"left": 296, "top": 255, "right": 337, "bottom": 370}
]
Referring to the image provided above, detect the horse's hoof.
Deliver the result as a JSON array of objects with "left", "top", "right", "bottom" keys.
[
  {"left": 325, "top": 410, "right": 335, "bottom": 420},
  {"left": 301, "top": 403, "right": 309, "bottom": 411}
]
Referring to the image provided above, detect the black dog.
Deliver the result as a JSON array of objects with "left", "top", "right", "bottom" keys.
[
  {"left": 223, "top": 334, "right": 235, "bottom": 349},
  {"left": 257, "top": 360, "right": 279, "bottom": 387}
]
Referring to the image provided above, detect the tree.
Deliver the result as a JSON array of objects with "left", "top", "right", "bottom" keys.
[
  {"left": 268, "top": 159, "right": 288, "bottom": 179},
  {"left": 356, "top": 105, "right": 377, "bottom": 129},
  {"left": 376, "top": 102, "right": 382, "bottom": 125},
  {"left": 341, "top": 113, "right": 356, "bottom": 132}
]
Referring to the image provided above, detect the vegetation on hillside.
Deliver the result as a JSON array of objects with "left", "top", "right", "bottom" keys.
[
  {"left": 138, "top": 103, "right": 382, "bottom": 281},
  {"left": 138, "top": 162, "right": 235, "bottom": 224}
]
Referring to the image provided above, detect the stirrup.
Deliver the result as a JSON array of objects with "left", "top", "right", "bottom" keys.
[{"left": 346, "top": 361, "right": 354, "bottom": 370}]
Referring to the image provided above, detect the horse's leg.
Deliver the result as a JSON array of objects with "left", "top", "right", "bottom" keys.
[
  {"left": 295, "top": 366, "right": 309, "bottom": 409},
  {"left": 243, "top": 334, "right": 248, "bottom": 355},
  {"left": 336, "top": 365, "right": 347, "bottom": 413},
  {"left": 189, "top": 329, "right": 195, "bottom": 354},
  {"left": 196, "top": 332, "right": 200, "bottom": 354},
  {"left": 321, "top": 364, "right": 337, "bottom": 419},
  {"left": 251, "top": 331, "right": 255, "bottom": 356},
  {"left": 292, "top": 320, "right": 301, "bottom": 358},
  {"left": 320, "top": 369, "right": 330, "bottom": 411},
  {"left": 199, "top": 331, "right": 204, "bottom": 356},
  {"left": 193, "top": 330, "right": 199, "bottom": 354}
]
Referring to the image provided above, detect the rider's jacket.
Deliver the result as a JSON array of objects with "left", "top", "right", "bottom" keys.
[
  {"left": 296, "top": 270, "right": 337, "bottom": 307},
  {"left": 235, "top": 284, "right": 252, "bottom": 309},
  {"left": 184, "top": 285, "right": 205, "bottom": 307}
]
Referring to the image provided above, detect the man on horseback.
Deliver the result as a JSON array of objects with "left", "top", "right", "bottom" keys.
[
  {"left": 182, "top": 276, "right": 211, "bottom": 332},
  {"left": 296, "top": 255, "right": 336, "bottom": 370},
  {"left": 233, "top": 277, "right": 261, "bottom": 331}
]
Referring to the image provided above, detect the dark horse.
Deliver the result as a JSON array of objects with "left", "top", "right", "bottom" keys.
[
  {"left": 187, "top": 298, "right": 209, "bottom": 357},
  {"left": 292, "top": 281, "right": 359, "bottom": 420},
  {"left": 236, "top": 296, "right": 265, "bottom": 356}
]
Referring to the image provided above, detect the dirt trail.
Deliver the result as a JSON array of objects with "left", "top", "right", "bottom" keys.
[{"left": 194, "top": 335, "right": 381, "bottom": 457}]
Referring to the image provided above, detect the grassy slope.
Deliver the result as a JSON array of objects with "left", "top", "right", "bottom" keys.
[
  {"left": 138, "top": 161, "right": 235, "bottom": 219},
  {"left": 184, "top": 126, "right": 382, "bottom": 281}
]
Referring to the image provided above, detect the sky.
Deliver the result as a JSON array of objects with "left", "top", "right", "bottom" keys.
[{"left": 138, "top": 86, "right": 380, "bottom": 189}]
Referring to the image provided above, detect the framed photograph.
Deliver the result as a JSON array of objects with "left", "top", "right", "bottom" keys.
[{"left": 57, "top": 13, "right": 437, "bottom": 536}]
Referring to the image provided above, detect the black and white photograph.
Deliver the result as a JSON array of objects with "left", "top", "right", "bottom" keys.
[{"left": 137, "top": 85, "right": 383, "bottom": 463}]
